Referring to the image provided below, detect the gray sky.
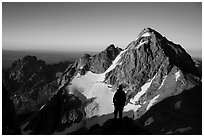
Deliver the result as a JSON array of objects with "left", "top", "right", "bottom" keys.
[{"left": 2, "top": 2, "right": 202, "bottom": 55}]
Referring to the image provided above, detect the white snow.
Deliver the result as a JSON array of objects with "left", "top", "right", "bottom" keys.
[
  {"left": 146, "top": 94, "right": 160, "bottom": 110},
  {"left": 131, "top": 75, "right": 156, "bottom": 102},
  {"left": 104, "top": 49, "right": 127, "bottom": 74},
  {"left": 141, "top": 32, "right": 151, "bottom": 37},
  {"left": 69, "top": 71, "right": 101, "bottom": 95},
  {"left": 136, "top": 40, "right": 148, "bottom": 49},
  {"left": 85, "top": 82, "right": 115, "bottom": 116},
  {"left": 39, "top": 104, "right": 45, "bottom": 110},
  {"left": 125, "top": 75, "right": 156, "bottom": 112},
  {"left": 175, "top": 71, "right": 181, "bottom": 81},
  {"left": 124, "top": 103, "right": 141, "bottom": 112},
  {"left": 158, "top": 75, "right": 167, "bottom": 90}
]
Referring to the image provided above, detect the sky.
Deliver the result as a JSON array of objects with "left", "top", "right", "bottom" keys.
[{"left": 2, "top": 2, "right": 202, "bottom": 56}]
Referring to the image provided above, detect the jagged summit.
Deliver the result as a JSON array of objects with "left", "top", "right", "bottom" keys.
[
  {"left": 106, "top": 44, "right": 116, "bottom": 49},
  {"left": 125, "top": 27, "right": 198, "bottom": 77}
]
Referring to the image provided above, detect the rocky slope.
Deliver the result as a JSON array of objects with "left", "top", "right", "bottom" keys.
[
  {"left": 138, "top": 84, "right": 202, "bottom": 134},
  {"left": 3, "top": 56, "right": 73, "bottom": 115},
  {"left": 89, "top": 44, "right": 121, "bottom": 73}
]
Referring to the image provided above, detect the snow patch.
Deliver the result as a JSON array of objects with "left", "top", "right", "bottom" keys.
[
  {"left": 131, "top": 75, "right": 156, "bottom": 102},
  {"left": 39, "top": 104, "right": 45, "bottom": 110},
  {"left": 69, "top": 73, "right": 114, "bottom": 117},
  {"left": 69, "top": 71, "right": 101, "bottom": 95},
  {"left": 141, "top": 32, "right": 151, "bottom": 37},
  {"left": 125, "top": 75, "right": 156, "bottom": 112},
  {"left": 146, "top": 94, "right": 160, "bottom": 110},
  {"left": 84, "top": 82, "right": 115, "bottom": 117},
  {"left": 158, "top": 75, "right": 167, "bottom": 90},
  {"left": 124, "top": 103, "right": 141, "bottom": 112},
  {"left": 104, "top": 49, "right": 127, "bottom": 74},
  {"left": 136, "top": 40, "right": 148, "bottom": 49},
  {"left": 175, "top": 71, "right": 181, "bottom": 81}
]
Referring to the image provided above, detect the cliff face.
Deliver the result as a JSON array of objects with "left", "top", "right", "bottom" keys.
[
  {"left": 3, "top": 56, "right": 73, "bottom": 115},
  {"left": 89, "top": 44, "right": 121, "bottom": 73}
]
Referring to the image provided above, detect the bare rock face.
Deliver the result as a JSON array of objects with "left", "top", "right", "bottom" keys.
[
  {"left": 3, "top": 56, "right": 72, "bottom": 115},
  {"left": 89, "top": 44, "right": 121, "bottom": 74},
  {"left": 106, "top": 28, "right": 199, "bottom": 87},
  {"left": 3, "top": 56, "right": 46, "bottom": 93}
]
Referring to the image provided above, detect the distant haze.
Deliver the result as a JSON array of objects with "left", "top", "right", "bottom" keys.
[
  {"left": 2, "top": 2, "right": 202, "bottom": 57},
  {"left": 2, "top": 50, "right": 98, "bottom": 68}
]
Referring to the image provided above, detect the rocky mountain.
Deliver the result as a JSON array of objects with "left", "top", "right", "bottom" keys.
[
  {"left": 3, "top": 56, "right": 73, "bottom": 116},
  {"left": 62, "top": 27, "right": 201, "bottom": 134},
  {"left": 89, "top": 44, "right": 121, "bottom": 73},
  {"left": 3, "top": 27, "right": 202, "bottom": 135},
  {"left": 66, "top": 28, "right": 201, "bottom": 119},
  {"left": 59, "top": 44, "right": 121, "bottom": 87}
]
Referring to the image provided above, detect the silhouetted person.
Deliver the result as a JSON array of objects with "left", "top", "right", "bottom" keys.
[{"left": 113, "top": 85, "right": 126, "bottom": 120}]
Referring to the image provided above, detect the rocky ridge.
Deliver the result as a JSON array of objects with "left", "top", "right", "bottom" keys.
[{"left": 3, "top": 56, "right": 73, "bottom": 115}]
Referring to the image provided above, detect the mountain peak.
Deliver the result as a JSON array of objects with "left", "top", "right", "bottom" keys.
[
  {"left": 138, "top": 27, "right": 163, "bottom": 40},
  {"left": 106, "top": 44, "right": 115, "bottom": 49},
  {"left": 129, "top": 28, "right": 199, "bottom": 77}
]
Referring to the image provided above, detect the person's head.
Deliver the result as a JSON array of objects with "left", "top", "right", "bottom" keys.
[{"left": 118, "top": 84, "right": 123, "bottom": 90}]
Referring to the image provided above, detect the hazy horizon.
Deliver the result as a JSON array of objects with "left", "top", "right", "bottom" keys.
[
  {"left": 2, "top": 2, "right": 202, "bottom": 53},
  {"left": 2, "top": 48, "right": 202, "bottom": 69}
]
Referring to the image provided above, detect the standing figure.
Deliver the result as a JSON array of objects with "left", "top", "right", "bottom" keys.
[{"left": 113, "top": 85, "right": 126, "bottom": 120}]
